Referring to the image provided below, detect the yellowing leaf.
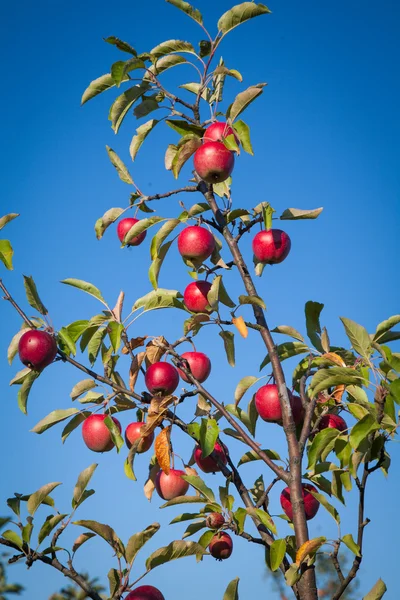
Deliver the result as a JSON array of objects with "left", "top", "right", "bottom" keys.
[
  {"left": 333, "top": 384, "right": 345, "bottom": 403},
  {"left": 322, "top": 352, "right": 346, "bottom": 367},
  {"left": 295, "top": 536, "right": 326, "bottom": 565},
  {"left": 232, "top": 316, "right": 248, "bottom": 338},
  {"left": 155, "top": 427, "right": 171, "bottom": 475}
]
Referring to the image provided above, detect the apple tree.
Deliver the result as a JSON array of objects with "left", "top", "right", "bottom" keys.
[{"left": 1, "top": 2, "right": 399, "bottom": 600}]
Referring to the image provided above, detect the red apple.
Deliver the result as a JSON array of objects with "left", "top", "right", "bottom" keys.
[
  {"left": 18, "top": 330, "right": 57, "bottom": 371},
  {"left": 177, "top": 226, "right": 215, "bottom": 262},
  {"left": 203, "top": 122, "right": 238, "bottom": 144},
  {"left": 145, "top": 362, "right": 179, "bottom": 396},
  {"left": 252, "top": 229, "right": 291, "bottom": 264},
  {"left": 155, "top": 469, "right": 189, "bottom": 500},
  {"left": 125, "top": 422, "right": 154, "bottom": 453},
  {"left": 183, "top": 281, "right": 212, "bottom": 313},
  {"left": 206, "top": 512, "right": 225, "bottom": 529},
  {"left": 255, "top": 384, "right": 294, "bottom": 424},
  {"left": 318, "top": 414, "right": 347, "bottom": 432},
  {"left": 194, "top": 142, "right": 234, "bottom": 184},
  {"left": 194, "top": 442, "right": 227, "bottom": 473},
  {"left": 209, "top": 532, "right": 233, "bottom": 560},
  {"left": 280, "top": 483, "right": 320, "bottom": 521},
  {"left": 82, "top": 414, "right": 121, "bottom": 453},
  {"left": 125, "top": 585, "right": 165, "bottom": 600},
  {"left": 178, "top": 351, "right": 211, "bottom": 384},
  {"left": 117, "top": 218, "right": 147, "bottom": 246}
]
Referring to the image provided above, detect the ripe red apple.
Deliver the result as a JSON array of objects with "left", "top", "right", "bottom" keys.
[
  {"left": 155, "top": 469, "right": 189, "bottom": 500},
  {"left": 203, "top": 122, "right": 238, "bottom": 144},
  {"left": 255, "top": 384, "right": 295, "bottom": 424},
  {"left": 125, "top": 585, "right": 165, "bottom": 600},
  {"left": 117, "top": 218, "right": 146, "bottom": 246},
  {"left": 178, "top": 351, "right": 211, "bottom": 384},
  {"left": 194, "top": 442, "right": 227, "bottom": 473},
  {"left": 252, "top": 229, "right": 291, "bottom": 264},
  {"left": 318, "top": 414, "right": 347, "bottom": 432},
  {"left": 206, "top": 512, "right": 225, "bottom": 529},
  {"left": 177, "top": 226, "right": 215, "bottom": 262},
  {"left": 183, "top": 281, "right": 212, "bottom": 313},
  {"left": 18, "top": 330, "right": 57, "bottom": 371},
  {"left": 82, "top": 414, "right": 121, "bottom": 453},
  {"left": 209, "top": 532, "right": 233, "bottom": 560},
  {"left": 145, "top": 362, "right": 179, "bottom": 395},
  {"left": 280, "top": 483, "right": 320, "bottom": 521},
  {"left": 194, "top": 142, "right": 234, "bottom": 184},
  {"left": 125, "top": 422, "right": 154, "bottom": 453}
]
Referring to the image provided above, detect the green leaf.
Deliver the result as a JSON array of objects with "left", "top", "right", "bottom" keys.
[
  {"left": 62, "top": 412, "right": 90, "bottom": 443},
  {"left": 232, "top": 507, "right": 247, "bottom": 534},
  {"left": 238, "top": 294, "right": 265, "bottom": 310},
  {"left": 146, "top": 540, "right": 206, "bottom": 570},
  {"left": 73, "top": 520, "right": 124, "bottom": 557},
  {"left": 108, "top": 568, "right": 120, "bottom": 598},
  {"left": 349, "top": 414, "right": 380, "bottom": 450},
  {"left": 309, "top": 490, "right": 340, "bottom": 524},
  {"left": 234, "top": 375, "right": 259, "bottom": 406},
  {"left": 27, "top": 482, "right": 61, "bottom": 516},
  {"left": 166, "top": 0, "right": 203, "bottom": 25},
  {"left": 132, "top": 288, "right": 184, "bottom": 312},
  {"left": 105, "top": 146, "right": 133, "bottom": 185},
  {"left": 87, "top": 327, "right": 107, "bottom": 365},
  {"left": 218, "top": 2, "right": 271, "bottom": 34},
  {"left": 111, "top": 57, "right": 145, "bottom": 86},
  {"left": 134, "top": 95, "right": 160, "bottom": 119},
  {"left": 1, "top": 530, "right": 23, "bottom": 549},
  {"left": 237, "top": 448, "right": 281, "bottom": 466},
  {"left": 72, "top": 531, "right": 96, "bottom": 554},
  {"left": 374, "top": 315, "right": 400, "bottom": 342},
  {"left": 270, "top": 539, "right": 287, "bottom": 571},
  {"left": 110, "top": 84, "right": 149, "bottom": 133},
  {"left": 61, "top": 278, "right": 107, "bottom": 306},
  {"left": 271, "top": 325, "right": 304, "bottom": 342},
  {"left": 144, "top": 54, "right": 187, "bottom": 79},
  {"left": 66, "top": 320, "right": 90, "bottom": 342},
  {"left": 23, "top": 275, "right": 48, "bottom": 315},
  {"left": 95, "top": 207, "right": 125, "bottom": 240},
  {"left": 172, "top": 135, "right": 202, "bottom": 178},
  {"left": 81, "top": 73, "right": 128, "bottom": 106},
  {"left": 130, "top": 119, "right": 159, "bottom": 161},
  {"left": 188, "top": 202, "right": 211, "bottom": 217},
  {"left": 17, "top": 370, "right": 39, "bottom": 414},
  {"left": 223, "top": 577, "right": 240, "bottom": 600},
  {"left": 340, "top": 317, "right": 372, "bottom": 359},
  {"left": 280, "top": 207, "right": 323, "bottom": 220},
  {"left": 149, "top": 240, "right": 173, "bottom": 290},
  {"left": 123, "top": 216, "right": 164, "bottom": 246},
  {"left": 308, "top": 367, "right": 364, "bottom": 398},
  {"left": 182, "top": 520, "right": 207, "bottom": 539},
  {"left": 57, "top": 327, "right": 76, "bottom": 356},
  {"left": 214, "top": 66, "right": 243, "bottom": 82},
  {"left": 7, "top": 328, "right": 28, "bottom": 365},
  {"left": 199, "top": 418, "right": 219, "bottom": 458},
  {"left": 341, "top": 533, "right": 361, "bottom": 557},
  {"left": 38, "top": 514, "right": 68, "bottom": 545},
  {"left": 166, "top": 119, "right": 205, "bottom": 137},
  {"left": 31, "top": 408, "right": 80, "bottom": 434},
  {"left": 363, "top": 579, "right": 387, "bottom": 600},
  {"left": 0, "top": 239, "right": 14, "bottom": 270},
  {"left": 219, "top": 330, "right": 235, "bottom": 367},
  {"left": 226, "top": 208, "right": 250, "bottom": 223},
  {"left": 151, "top": 39, "right": 196, "bottom": 57},
  {"left": 126, "top": 523, "right": 160, "bottom": 564},
  {"left": 246, "top": 507, "right": 277, "bottom": 535},
  {"left": 260, "top": 342, "right": 309, "bottom": 370},
  {"left": 150, "top": 219, "right": 181, "bottom": 260},
  {"left": 231, "top": 120, "right": 252, "bottom": 154},
  {"left": 0, "top": 213, "right": 19, "bottom": 230},
  {"left": 72, "top": 464, "right": 98, "bottom": 509},
  {"left": 182, "top": 475, "right": 215, "bottom": 503},
  {"left": 108, "top": 321, "right": 123, "bottom": 352},
  {"left": 104, "top": 415, "right": 124, "bottom": 452},
  {"left": 307, "top": 429, "right": 341, "bottom": 470},
  {"left": 160, "top": 495, "right": 207, "bottom": 508},
  {"left": 305, "top": 301, "right": 324, "bottom": 352},
  {"left": 70, "top": 379, "right": 96, "bottom": 400},
  {"left": 226, "top": 85, "right": 266, "bottom": 122},
  {"left": 104, "top": 36, "right": 137, "bottom": 55}
]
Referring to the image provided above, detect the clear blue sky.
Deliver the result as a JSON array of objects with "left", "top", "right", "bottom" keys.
[{"left": 1, "top": 1, "right": 399, "bottom": 598}]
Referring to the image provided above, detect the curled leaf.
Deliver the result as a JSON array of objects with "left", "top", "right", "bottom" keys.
[{"left": 155, "top": 427, "right": 171, "bottom": 475}]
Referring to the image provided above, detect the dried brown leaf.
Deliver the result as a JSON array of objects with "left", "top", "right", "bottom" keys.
[
  {"left": 155, "top": 426, "right": 171, "bottom": 475},
  {"left": 144, "top": 463, "right": 159, "bottom": 502},
  {"left": 129, "top": 352, "right": 146, "bottom": 392},
  {"left": 112, "top": 291, "right": 125, "bottom": 322},
  {"left": 145, "top": 336, "right": 168, "bottom": 366}
]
